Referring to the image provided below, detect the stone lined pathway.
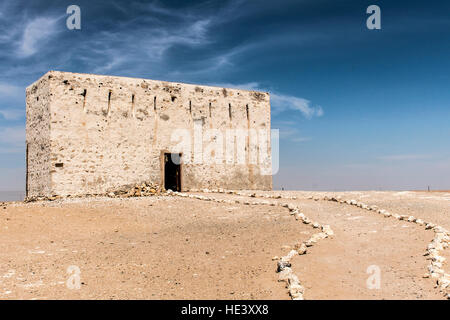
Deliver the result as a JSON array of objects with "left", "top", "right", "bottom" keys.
[
  {"left": 188, "top": 189, "right": 449, "bottom": 300},
  {"left": 3, "top": 189, "right": 448, "bottom": 299},
  {"left": 0, "top": 196, "right": 311, "bottom": 299},
  {"left": 319, "top": 195, "right": 450, "bottom": 299},
  {"left": 173, "top": 191, "right": 334, "bottom": 300}
]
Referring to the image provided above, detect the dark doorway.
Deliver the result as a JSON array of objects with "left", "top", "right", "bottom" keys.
[{"left": 164, "top": 153, "right": 181, "bottom": 191}]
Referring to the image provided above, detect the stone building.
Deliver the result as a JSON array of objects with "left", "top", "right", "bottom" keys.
[{"left": 26, "top": 71, "right": 272, "bottom": 198}]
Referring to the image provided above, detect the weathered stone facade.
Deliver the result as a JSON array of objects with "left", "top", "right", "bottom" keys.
[{"left": 26, "top": 71, "right": 272, "bottom": 197}]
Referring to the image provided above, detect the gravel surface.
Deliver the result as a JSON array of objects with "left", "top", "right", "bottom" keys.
[{"left": 0, "top": 190, "right": 448, "bottom": 300}]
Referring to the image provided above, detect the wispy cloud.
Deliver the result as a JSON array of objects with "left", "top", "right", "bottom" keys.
[
  {"left": 0, "top": 109, "right": 24, "bottom": 120},
  {"left": 83, "top": 17, "right": 213, "bottom": 74},
  {"left": 378, "top": 154, "right": 432, "bottom": 161},
  {"left": 209, "top": 81, "right": 324, "bottom": 119},
  {"left": 0, "top": 126, "right": 25, "bottom": 154},
  {"left": 291, "top": 136, "right": 312, "bottom": 143},
  {"left": 17, "top": 16, "right": 60, "bottom": 57},
  {"left": 276, "top": 126, "right": 311, "bottom": 143},
  {"left": 0, "top": 83, "right": 25, "bottom": 121},
  {"left": 0, "top": 127, "right": 25, "bottom": 154},
  {"left": 0, "top": 126, "right": 25, "bottom": 144},
  {"left": 271, "top": 93, "right": 323, "bottom": 119},
  {"left": 0, "top": 83, "right": 23, "bottom": 97}
]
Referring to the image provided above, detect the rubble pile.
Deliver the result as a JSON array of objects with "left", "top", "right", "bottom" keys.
[
  {"left": 106, "top": 182, "right": 162, "bottom": 198},
  {"left": 24, "top": 182, "right": 163, "bottom": 202}
]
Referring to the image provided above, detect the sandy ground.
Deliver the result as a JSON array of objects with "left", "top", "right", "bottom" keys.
[{"left": 0, "top": 190, "right": 449, "bottom": 300}]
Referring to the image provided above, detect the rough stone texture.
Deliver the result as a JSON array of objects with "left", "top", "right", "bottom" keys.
[
  {"left": 26, "top": 76, "right": 52, "bottom": 196},
  {"left": 26, "top": 71, "right": 272, "bottom": 197}
]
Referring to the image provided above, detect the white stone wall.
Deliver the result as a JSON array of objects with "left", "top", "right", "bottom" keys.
[
  {"left": 26, "top": 71, "right": 272, "bottom": 197},
  {"left": 26, "top": 76, "right": 52, "bottom": 197}
]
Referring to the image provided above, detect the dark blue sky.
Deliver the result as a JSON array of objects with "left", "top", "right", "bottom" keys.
[{"left": 1, "top": 0, "right": 449, "bottom": 190}]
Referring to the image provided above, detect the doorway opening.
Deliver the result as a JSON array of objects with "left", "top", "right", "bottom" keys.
[{"left": 164, "top": 153, "right": 181, "bottom": 191}]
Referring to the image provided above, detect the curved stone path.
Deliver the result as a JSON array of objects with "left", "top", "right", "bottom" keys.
[
  {"left": 1, "top": 195, "right": 311, "bottom": 299},
  {"left": 187, "top": 189, "right": 449, "bottom": 300},
  {"left": 172, "top": 191, "right": 334, "bottom": 300},
  {"left": 2, "top": 190, "right": 448, "bottom": 299},
  {"left": 321, "top": 195, "right": 450, "bottom": 298}
]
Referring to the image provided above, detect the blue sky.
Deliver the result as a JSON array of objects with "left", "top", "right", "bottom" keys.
[{"left": 1, "top": 0, "right": 450, "bottom": 191}]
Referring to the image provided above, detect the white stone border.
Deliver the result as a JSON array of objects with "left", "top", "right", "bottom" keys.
[
  {"left": 315, "top": 195, "right": 450, "bottom": 299},
  {"left": 187, "top": 188, "right": 450, "bottom": 299},
  {"left": 172, "top": 189, "right": 334, "bottom": 300}
]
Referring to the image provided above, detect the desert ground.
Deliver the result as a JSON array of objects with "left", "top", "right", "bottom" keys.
[{"left": 0, "top": 190, "right": 449, "bottom": 300}]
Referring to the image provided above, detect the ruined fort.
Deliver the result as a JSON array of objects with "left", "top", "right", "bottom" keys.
[{"left": 26, "top": 71, "right": 272, "bottom": 198}]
